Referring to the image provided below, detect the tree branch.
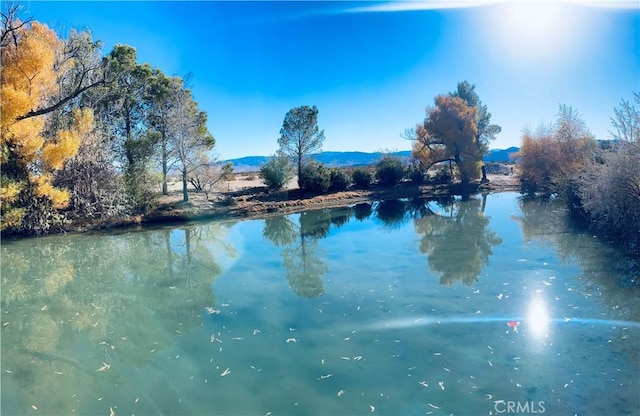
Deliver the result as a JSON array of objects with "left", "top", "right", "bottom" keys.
[{"left": 15, "top": 78, "right": 105, "bottom": 121}]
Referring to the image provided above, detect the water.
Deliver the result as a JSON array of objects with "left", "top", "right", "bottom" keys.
[{"left": 1, "top": 192, "right": 638, "bottom": 415}]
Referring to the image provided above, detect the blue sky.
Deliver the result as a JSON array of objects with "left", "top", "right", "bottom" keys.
[{"left": 27, "top": 1, "right": 639, "bottom": 159}]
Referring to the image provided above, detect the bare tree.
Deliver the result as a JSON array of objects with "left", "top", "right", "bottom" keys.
[{"left": 610, "top": 92, "right": 640, "bottom": 143}]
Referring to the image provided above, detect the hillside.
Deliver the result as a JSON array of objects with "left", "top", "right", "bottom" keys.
[{"left": 227, "top": 148, "right": 518, "bottom": 172}]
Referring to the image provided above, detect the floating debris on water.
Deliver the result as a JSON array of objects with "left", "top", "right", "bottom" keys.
[
  {"left": 507, "top": 321, "right": 520, "bottom": 332},
  {"left": 221, "top": 368, "right": 231, "bottom": 377},
  {"left": 97, "top": 362, "right": 111, "bottom": 372}
]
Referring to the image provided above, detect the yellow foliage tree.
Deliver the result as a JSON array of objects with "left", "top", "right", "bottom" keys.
[
  {"left": 411, "top": 95, "right": 480, "bottom": 185},
  {"left": 1, "top": 19, "right": 92, "bottom": 232}
]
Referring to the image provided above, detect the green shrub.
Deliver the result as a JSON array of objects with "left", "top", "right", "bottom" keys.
[
  {"left": 352, "top": 168, "right": 372, "bottom": 188},
  {"left": 301, "top": 161, "right": 331, "bottom": 193},
  {"left": 329, "top": 168, "right": 351, "bottom": 192},
  {"left": 259, "top": 153, "right": 294, "bottom": 191},
  {"left": 430, "top": 166, "right": 453, "bottom": 184},
  {"left": 408, "top": 163, "right": 426, "bottom": 184},
  {"left": 375, "top": 156, "right": 405, "bottom": 186}
]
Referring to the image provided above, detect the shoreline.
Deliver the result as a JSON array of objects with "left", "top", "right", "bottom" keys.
[{"left": 3, "top": 175, "right": 521, "bottom": 239}]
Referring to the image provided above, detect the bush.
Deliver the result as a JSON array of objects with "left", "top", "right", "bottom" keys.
[
  {"left": 375, "top": 155, "right": 405, "bottom": 186},
  {"left": 300, "top": 161, "right": 331, "bottom": 193},
  {"left": 430, "top": 166, "right": 453, "bottom": 184},
  {"left": 329, "top": 168, "right": 351, "bottom": 192},
  {"left": 352, "top": 168, "right": 372, "bottom": 188},
  {"left": 407, "top": 163, "right": 425, "bottom": 184},
  {"left": 259, "top": 153, "right": 294, "bottom": 191}
]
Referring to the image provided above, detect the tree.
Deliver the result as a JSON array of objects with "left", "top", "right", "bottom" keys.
[
  {"left": 516, "top": 105, "right": 596, "bottom": 195},
  {"left": 451, "top": 80, "right": 501, "bottom": 155},
  {"left": 610, "top": 92, "right": 640, "bottom": 143},
  {"left": 166, "top": 77, "right": 215, "bottom": 202},
  {"left": 278, "top": 105, "right": 325, "bottom": 188},
  {"left": 189, "top": 160, "right": 233, "bottom": 200},
  {"left": 0, "top": 14, "right": 99, "bottom": 233},
  {"left": 259, "top": 152, "right": 294, "bottom": 191},
  {"left": 411, "top": 95, "right": 480, "bottom": 185}
]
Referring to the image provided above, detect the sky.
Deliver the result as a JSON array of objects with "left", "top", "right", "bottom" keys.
[{"left": 24, "top": 0, "right": 640, "bottom": 159}]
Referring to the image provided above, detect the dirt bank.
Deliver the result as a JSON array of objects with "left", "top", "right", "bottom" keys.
[{"left": 144, "top": 173, "right": 521, "bottom": 224}]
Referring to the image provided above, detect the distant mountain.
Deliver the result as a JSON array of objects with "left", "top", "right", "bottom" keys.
[
  {"left": 226, "top": 151, "right": 412, "bottom": 172},
  {"left": 226, "top": 148, "right": 519, "bottom": 172},
  {"left": 484, "top": 147, "right": 520, "bottom": 162}
]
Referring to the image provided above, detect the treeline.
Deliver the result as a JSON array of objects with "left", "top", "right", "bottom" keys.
[
  {"left": 1, "top": 4, "right": 225, "bottom": 236},
  {"left": 515, "top": 96, "right": 640, "bottom": 254},
  {"left": 261, "top": 82, "right": 501, "bottom": 192}
]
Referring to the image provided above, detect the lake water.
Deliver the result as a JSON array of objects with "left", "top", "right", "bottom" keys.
[{"left": 1, "top": 192, "right": 638, "bottom": 416}]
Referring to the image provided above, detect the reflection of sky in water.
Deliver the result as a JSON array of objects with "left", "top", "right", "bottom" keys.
[{"left": 1, "top": 193, "right": 638, "bottom": 415}]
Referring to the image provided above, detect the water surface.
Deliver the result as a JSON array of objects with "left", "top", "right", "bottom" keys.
[{"left": 2, "top": 192, "right": 638, "bottom": 415}]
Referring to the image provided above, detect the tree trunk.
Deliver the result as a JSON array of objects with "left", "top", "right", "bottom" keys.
[
  {"left": 182, "top": 168, "right": 189, "bottom": 202},
  {"left": 161, "top": 133, "right": 168, "bottom": 195}
]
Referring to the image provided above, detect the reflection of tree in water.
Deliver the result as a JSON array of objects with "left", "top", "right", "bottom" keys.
[
  {"left": 513, "top": 195, "right": 640, "bottom": 364},
  {"left": 354, "top": 202, "right": 373, "bottom": 221},
  {"left": 264, "top": 208, "right": 354, "bottom": 297},
  {"left": 413, "top": 195, "right": 502, "bottom": 285},
  {"left": 0, "top": 222, "right": 235, "bottom": 413},
  {"left": 375, "top": 199, "right": 408, "bottom": 229}
]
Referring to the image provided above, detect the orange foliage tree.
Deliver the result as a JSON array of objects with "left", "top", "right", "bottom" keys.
[
  {"left": 411, "top": 95, "right": 480, "bottom": 185},
  {"left": 515, "top": 105, "right": 596, "bottom": 195},
  {"left": 1, "top": 16, "right": 95, "bottom": 233}
]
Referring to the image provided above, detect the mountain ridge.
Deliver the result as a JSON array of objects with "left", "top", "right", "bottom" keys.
[{"left": 226, "top": 148, "right": 519, "bottom": 172}]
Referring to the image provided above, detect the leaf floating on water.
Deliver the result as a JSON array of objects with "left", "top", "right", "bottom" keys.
[
  {"left": 286, "top": 338, "right": 297, "bottom": 343},
  {"left": 427, "top": 403, "right": 440, "bottom": 409},
  {"left": 370, "top": 405, "right": 375, "bottom": 413},
  {"left": 338, "top": 390, "right": 345, "bottom": 397},
  {"left": 97, "top": 362, "right": 111, "bottom": 372},
  {"left": 221, "top": 368, "right": 231, "bottom": 377}
]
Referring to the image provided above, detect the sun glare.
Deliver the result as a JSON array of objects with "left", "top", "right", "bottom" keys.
[
  {"left": 527, "top": 298, "right": 551, "bottom": 339},
  {"left": 484, "top": 1, "right": 581, "bottom": 64}
]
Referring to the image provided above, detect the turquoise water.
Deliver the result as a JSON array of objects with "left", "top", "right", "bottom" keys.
[{"left": 1, "top": 192, "right": 638, "bottom": 415}]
